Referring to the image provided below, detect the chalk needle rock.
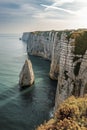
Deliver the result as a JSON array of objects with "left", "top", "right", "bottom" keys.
[{"left": 19, "top": 59, "right": 34, "bottom": 87}]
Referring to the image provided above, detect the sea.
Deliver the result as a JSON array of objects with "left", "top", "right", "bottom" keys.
[{"left": 0, "top": 34, "right": 57, "bottom": 130}]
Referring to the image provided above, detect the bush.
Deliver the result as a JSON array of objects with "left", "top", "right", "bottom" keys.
[{"left": 36, "top": 96, "right": 87, "bottom": 130}]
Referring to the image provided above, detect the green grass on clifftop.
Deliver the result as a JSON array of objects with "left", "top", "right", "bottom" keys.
[
  {"left": 69, "top": 30, "right": 87, "bottom": 55},
  {"left": 74, "top": 31, "right": 87, "bottom": 55}
]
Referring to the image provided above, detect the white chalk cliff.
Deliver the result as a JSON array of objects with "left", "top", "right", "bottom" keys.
[
  {"left": 22, "top": 29, "right": 87, "bottom": 109},
  {"left": 19, "top": 59, "right": 34, "bottom": 87}
]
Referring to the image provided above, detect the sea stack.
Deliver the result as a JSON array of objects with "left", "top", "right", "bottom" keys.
[{"left": 19, "top": 59, "right": 34, "bottom": 87}]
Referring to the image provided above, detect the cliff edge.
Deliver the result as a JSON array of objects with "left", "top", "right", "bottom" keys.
[
  {"left": 22, "top": 29, "right": 87, "bottom": 108},
  {"left": 55, "top": 30, "right": 87, "bottom": 109}
]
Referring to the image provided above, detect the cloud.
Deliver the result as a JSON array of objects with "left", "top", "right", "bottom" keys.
[
  {"left": 0, "top": 0, "right": 87, "bottom": 33},
  {"left": 49, "top": 0, "right": 75, "bottom": 6},
  {"left": 41, "top": 4, "right": 75, "bottom": 14}
]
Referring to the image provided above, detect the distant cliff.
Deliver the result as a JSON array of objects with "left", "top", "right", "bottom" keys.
[
  {"left": 22, "top": 32, "right": 30, "bottom": 42},
  {"left": 22, "top": 29, "right": 87, "bottom": 109},
  {"left": 22, "top": 30, "right": 72, "bottom": 80}
]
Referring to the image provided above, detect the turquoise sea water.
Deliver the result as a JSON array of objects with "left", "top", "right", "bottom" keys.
[{"left": 0, "top": 34, "right": 57, "bottom": 130}]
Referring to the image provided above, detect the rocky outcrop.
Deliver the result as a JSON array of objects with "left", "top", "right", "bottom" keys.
[
  {"left": 26, "top": 31, "right": 55, "bottom": 60},
  {"left": 22, "top": 32, "right": 30, "bottom": 42},
  {"left": 19, "top": 59, "right": 34, "bottom": 87},
  {"left": 22, "top": 29, "right": 87, "bottom": 109},
  {"left": 27, "top": 31, "right": 59, "bottom": 80},
  {"left": 49, "top": 31, "right": 72, "bottom": 80}
]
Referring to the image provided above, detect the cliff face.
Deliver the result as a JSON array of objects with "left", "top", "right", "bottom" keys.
[
  {"left": 49, "top": 31, "right": 72, "bottom": 80},
  {"left": 23, "top": 31, "right": 73, "bottom": 80},
  {"left": 55, "top": 30, "right": 87, "bottom": 109},
  {"left": 22, "top": 29, "right": 87, "bottom": 109},
  {"left": 22, "top": 32, "right": 30, "bottom": 42},
  {"left": 26, "top": 31, "right": 54, "bottom": 60},
  {"left": 25, "top": 31, "right": 61, "bottom": 80}
]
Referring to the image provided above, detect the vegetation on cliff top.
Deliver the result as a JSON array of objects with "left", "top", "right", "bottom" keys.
[
  {"left": 68, "top": 30, "right": 87, "bottom": 55},
  {"left": 74, "top": 31, "right": 87, "bottom": 55},
  {"left": 37, "top": 96, "right": 87, "bottom": 130}
]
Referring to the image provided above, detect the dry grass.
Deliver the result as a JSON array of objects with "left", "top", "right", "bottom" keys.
[{"left": 36, "top": 96, "right": 87, "bottom": 130}]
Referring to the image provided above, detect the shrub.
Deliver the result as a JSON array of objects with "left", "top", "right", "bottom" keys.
[{"left": 36, "top": 96, "right": 87, "bottom": 130}]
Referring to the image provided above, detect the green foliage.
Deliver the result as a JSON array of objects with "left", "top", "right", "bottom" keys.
[
  {"left": 65, "top": 30, "right": 87, "bottom": 55},
  {"left": 31, "top": 31, "right": 41, "bottom": 35},
  {"left": 74, "top": 31, "right": 87, "bottom": 55}
]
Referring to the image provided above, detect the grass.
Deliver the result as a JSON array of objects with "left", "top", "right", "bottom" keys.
[
  {"left": 67, "top": 30, "right": 87, "bottom": 55},
  {"left": 74, "top": 31, "right": 87, "bottom": 55}
]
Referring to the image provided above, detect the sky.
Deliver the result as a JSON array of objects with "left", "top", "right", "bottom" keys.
[{"left": 0, "top": 0, "right": 87, "bottom": 33}]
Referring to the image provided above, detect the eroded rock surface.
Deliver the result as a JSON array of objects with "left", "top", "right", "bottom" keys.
[
  {"left": 22, "top": 29, "right": 87, "bottom": 109},
  {"left": 55, "top": 30, "right": 87, "bottom": 109},
  {"left": 19, "top": 59, "right": 34, "bottom": 87}
]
